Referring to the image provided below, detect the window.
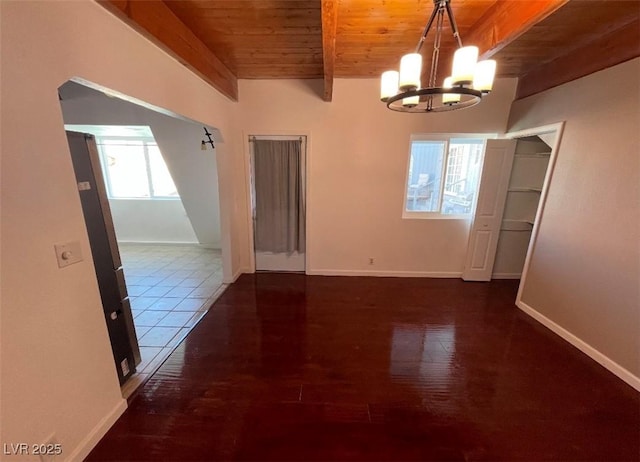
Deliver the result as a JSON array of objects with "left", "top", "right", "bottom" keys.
[
  {"left": 64, "top": 125, "right": 179, "bottom": 200},
  {"left": 404, "top": 135, "right": 485, "bottom": 217},
  {"left": 98, "top": 137, "right": 179, "bottom": 199}
]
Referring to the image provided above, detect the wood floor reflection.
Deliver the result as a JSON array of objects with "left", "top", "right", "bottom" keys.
[{"left": 88, "top": 273, "right": 639, "bottom": 461}]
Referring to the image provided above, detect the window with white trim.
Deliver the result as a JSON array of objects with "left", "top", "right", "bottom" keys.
[
  {"left": 97, "top": 137, "right": 179, "bottom": 199},
  {"left": 404, "top": 135, "right": 485, "bottom": 217},
  {"left": 64, "top": 125, "right": 179, "bottom": 200}
]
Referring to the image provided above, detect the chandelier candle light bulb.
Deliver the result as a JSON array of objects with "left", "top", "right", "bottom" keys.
[
  {"left": 473, "top": 60, "right": 497, "bottom": 93},
  {"left": 443, "top": 77, "right": 461, "bottom": 105},
  {"left": 380, "top": 70, "right": 400, "bottom": 101},
  {"left": 452, "top": 46, "right": 479, "bottom": 84},
  {"left": 403, "top": 95, "right": 420, "bottom": 107},
  {"left": 399, "top": 53, "right": 422, "bottom": 90}
]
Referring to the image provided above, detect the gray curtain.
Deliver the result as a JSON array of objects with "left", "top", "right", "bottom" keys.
[{"left": 253, "top": 139, "right": 305, "bottom": 253}]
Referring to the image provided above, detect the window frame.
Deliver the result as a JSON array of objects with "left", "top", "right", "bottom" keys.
[
  {"left": 402, "top": 133, "right": 496, "bottom": 219},
  {"left": 95, "top": 135, "right": 180, "bottom": 200}
]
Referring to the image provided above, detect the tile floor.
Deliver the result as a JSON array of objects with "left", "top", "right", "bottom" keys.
[{"left": 119, "top": 244, "right": 225, "bottom": 395}]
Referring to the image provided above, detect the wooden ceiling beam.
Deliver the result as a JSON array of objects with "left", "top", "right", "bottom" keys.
[
  {"left": 516, "top": 18, "right": 640, "bottom": 99},
  {"left": 98, "top": 0, "right": 238, "bottom": 101},
  {"left": 464, "top": 0, "right": 571, "bottom": 59},
  {"left": 321, "top": 0, "right": 338, "bottom": 102}
]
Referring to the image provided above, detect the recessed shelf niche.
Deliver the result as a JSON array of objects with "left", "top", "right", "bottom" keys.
[{"left": 493, "top": 136, "right": 552, "bottom": 278}]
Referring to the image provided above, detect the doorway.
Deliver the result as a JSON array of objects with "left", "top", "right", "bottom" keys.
[
  {"left": 463, "top": 123, "right": 564, "bottom": 283},
  {"left": 59, "top": 80, "right": 228, "bottom": 396},
  {"left": 493, "top": 133, "right": 555, "bottom": 279},
  {"left": 249, "top": 135, "right": 307, "bottom": 272}
]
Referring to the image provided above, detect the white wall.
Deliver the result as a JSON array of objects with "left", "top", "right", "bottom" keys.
[
  {"left": 235, "top": 78, "right": 517, "bottom": 276},
  {"left": 109, "top": 199, "right": 198, "bottom": 244},
  {"left": 0, "top": 1, "right": 242, "bottom": 460},
  {"left": 60, "top": 85, "right": 222, "bottom": 248},
  {"left": 508, "top": 58, "right": 640, "bottom": 382}
]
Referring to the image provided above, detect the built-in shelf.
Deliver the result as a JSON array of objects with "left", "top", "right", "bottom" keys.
[
  {"left": 508, "top": 187, "right": 542, "bottom": 193},
  {"left": 515, "top": 152, "right": 551, "bottom": 158},
  {"left": 494, "top": 136, "right": 553, "bottom": 277},
  {"left": 501, "top": 219, "right": 534, "bottom": 232}
]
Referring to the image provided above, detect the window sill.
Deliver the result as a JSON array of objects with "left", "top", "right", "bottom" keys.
[
  {"left": 402, "top": 212, "right": 472, "bottom": 220},
  {"left": 108, "top": 197, "right": 181, "bottom": 201}
]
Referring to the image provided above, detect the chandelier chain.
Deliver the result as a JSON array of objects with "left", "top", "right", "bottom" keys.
[
  {"left": 427, "top": 8, "right": 445, "bottom": 111},
  {"left": 444, "top": 0, "right": 464, "bottom": 48},
  {"left": 415, "top": 1, "right": 441, "bottom": 54},
  {"left": 428, "top": 8, "right": 445, "bottom": 89}
]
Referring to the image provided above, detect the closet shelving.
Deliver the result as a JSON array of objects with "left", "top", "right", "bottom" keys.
[{"left": 493, "top": 136, "right": 552, "bottom": 277}]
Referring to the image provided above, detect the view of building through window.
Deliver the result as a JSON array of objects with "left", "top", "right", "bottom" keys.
[{"left": 405, "top": 137, "right": 484, "bottom": 215}]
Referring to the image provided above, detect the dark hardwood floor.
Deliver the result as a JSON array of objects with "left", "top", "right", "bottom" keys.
[{"left": 88, "top": 273, "right": 639, "bottom": 461}]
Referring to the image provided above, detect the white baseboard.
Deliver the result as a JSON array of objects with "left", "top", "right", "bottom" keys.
[
  {"left": 492, "top": 272, "right": 522, "bottom": 279},
  {"left": 117, "top": 240, "right": 200, "bottom": 246},
  {"left": 66, "top": 398, "right": 127, "bottom": 461},
  {"left": 306, "top": 269, "right": 462, "bottom": 278},
  {"left": 516, "top": 300, "right": 640, "bottom": 391},
  {"left": 224, "top": 266, "right": 250, "bottom": 284}
]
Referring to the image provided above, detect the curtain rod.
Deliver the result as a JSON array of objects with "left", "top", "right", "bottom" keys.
[
  {"left": 95, "top": 142, "right": 157, "bottom": 147},
  {"left": 249, "top": 136, "right": 304, "bottom": 142}
]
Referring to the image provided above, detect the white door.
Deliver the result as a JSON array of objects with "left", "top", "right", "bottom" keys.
[{"left": 462, "top": 139, "right": 517, "bottom": 281}]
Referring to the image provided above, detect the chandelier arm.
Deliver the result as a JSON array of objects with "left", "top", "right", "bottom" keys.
[
  {"left": 414, "top": 1, "right": 442, "bottom": 53},
  {"left": 444, "top": 0, "right": 464, "bottom": 48}
]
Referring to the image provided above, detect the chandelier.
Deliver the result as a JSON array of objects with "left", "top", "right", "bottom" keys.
[{"left": 380, "top": 0, "right": 496, "bottom": 113}]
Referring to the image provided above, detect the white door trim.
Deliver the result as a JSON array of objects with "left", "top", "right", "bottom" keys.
[
  {"left": 505, "top": 122, "right": 565, "bottom": 305},
  {"left": 243, "top": 132, "right": 310, "bottom": 273}
]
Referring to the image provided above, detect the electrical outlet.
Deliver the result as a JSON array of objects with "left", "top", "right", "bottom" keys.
[{"left": 368, "top": 258, "right": 374, "bottom": 265}]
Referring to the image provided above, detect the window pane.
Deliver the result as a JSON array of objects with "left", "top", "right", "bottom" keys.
[
  {"left": 441, "top": 138, "right": 484, "bottom": 215},
  {"left": 148, "top": 144, "right": 179, "bottom": 197},
  {"left": 406, "top": 141, "right": 445, "bottom": 212},
  {"left": 101, "top": 140, "right": 150, "bottom": 198}
]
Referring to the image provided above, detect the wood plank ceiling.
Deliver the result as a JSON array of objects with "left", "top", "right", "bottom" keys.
[
  {"left": 165, "top": 0, "right": 325, "bottom": 79},
  {"left": 100, "top": 0, "right": 640, "bottom": 102}
]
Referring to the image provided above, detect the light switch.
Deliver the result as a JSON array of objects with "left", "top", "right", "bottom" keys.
[{"left": 54, "top": 241, "right": 83, "bottom": 268}]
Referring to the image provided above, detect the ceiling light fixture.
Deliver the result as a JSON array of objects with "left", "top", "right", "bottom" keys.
[{"left": 380, "top": 0, "right": 496, "bottom": 113}]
